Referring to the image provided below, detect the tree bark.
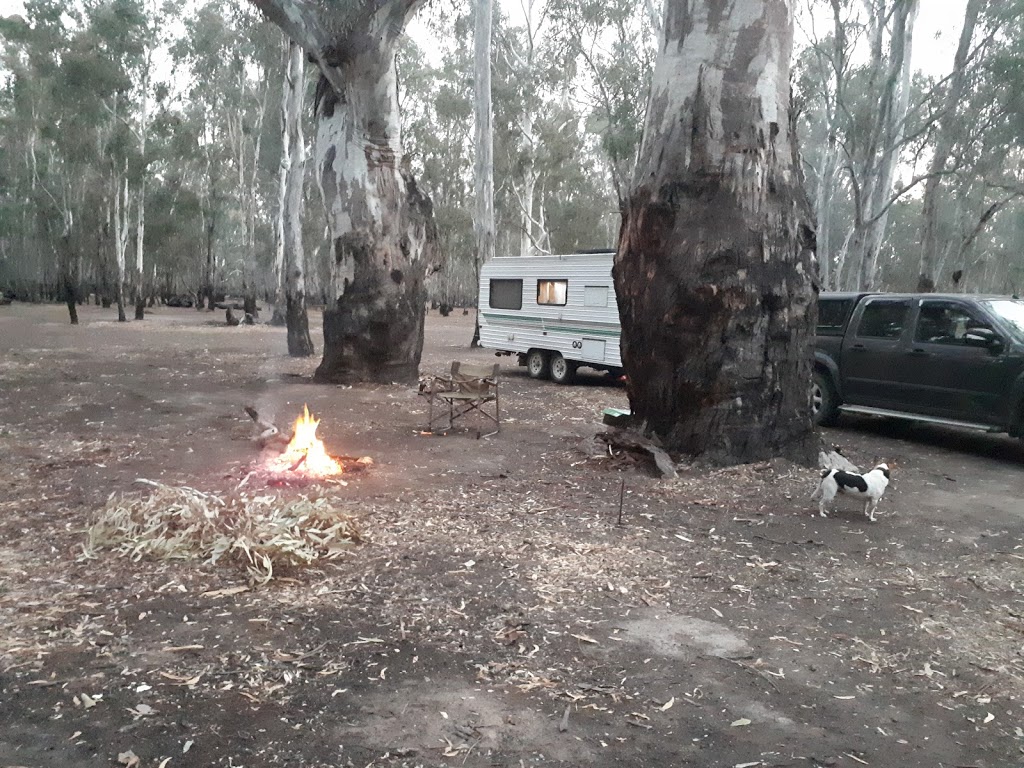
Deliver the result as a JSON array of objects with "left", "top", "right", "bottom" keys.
[
  {"left": 282, "top": 39, "right": 314, "bottom": 357},
  {"left": 113, "top": 174, "right": 130, "bottom": 322},
  {"left": 472, "top": 0, "right": 495, "bottom": 347},
  {"left": 249, "top": 0, "right": 436, "bottom": 384},
  {"left": 518, "top": 110, "right": 537, "bottom": 257},
  {"left": 615, "top": 0, "right": 816, "bottom": 464},
  {"left": 60, "top": 212, "right": 79, "bottom": 326},
  {"left": 916, "top": 0, "right": 985, "bottom": 293},
  {"left": 203, "top": 220, "right": 216, "bottom": 310},
  {"left": 271, "top": 38, "right": 291, "bottom": 327},
  {"left": 133, "top": 59, "right": 150, "bottom": 321}
]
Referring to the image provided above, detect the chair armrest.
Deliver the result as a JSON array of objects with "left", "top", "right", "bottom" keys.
[{"left": 418, "top": 375, "right": 456, "bottom": 395}]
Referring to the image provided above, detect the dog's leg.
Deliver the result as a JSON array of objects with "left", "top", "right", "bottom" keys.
[
  {"left": 818, "top": 484, "right": 836, "bottom": 517},
  {"left": 866, "top": 499, "right": 877, "bottom": 522}
]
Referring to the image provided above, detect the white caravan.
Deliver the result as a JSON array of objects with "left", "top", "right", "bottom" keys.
[{"left": 478, "top": 252, "right": 622, "bottom": 384}]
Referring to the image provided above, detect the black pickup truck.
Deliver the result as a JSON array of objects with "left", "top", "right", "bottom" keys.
[{"left": 813, "top": 292, "right": 1024, "bottom": 440}]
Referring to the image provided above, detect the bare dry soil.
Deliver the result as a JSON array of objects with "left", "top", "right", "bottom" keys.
[{"left": 1, "top": 303, "right": 1024, "bottom": 768}]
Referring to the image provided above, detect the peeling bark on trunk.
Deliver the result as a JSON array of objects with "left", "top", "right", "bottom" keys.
[
  {"left": 272, "top": 40, "right": 291, "bottom": 328},
  {"left": 615, "top": 0, "right": 816, "bottom": 464},
  {"left": 113, "top": 175, "right": 130, "bottom": 322},
  {"left": 312, "top": 58, "right": 427, "bottom": 382},
  {"left": 518, "top": 110, "right": 537, "bottom": 258},
  {"left": 250, "top": 0, "right": 435, "bottom": 384},
  {"left": 916, "top": 0, "right": 984, "bottom": 293},
  {"left": 282, "top": 40, "right": 314, "bottom": 357}
]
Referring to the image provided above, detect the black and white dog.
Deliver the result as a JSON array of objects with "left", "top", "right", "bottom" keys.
[{"left": 811, "top": 463, "right": 891, "bottom": 522}]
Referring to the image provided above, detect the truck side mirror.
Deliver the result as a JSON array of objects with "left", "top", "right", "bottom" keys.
[{"left": 964, "top": 326, "right": 1003, "bottom": 351}]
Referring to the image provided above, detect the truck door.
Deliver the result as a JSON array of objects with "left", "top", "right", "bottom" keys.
[
  {"left": 905, "top": 299, "right": 1013, "bottom": 424},
  {"left": 841, "top": 297, "right": 914, "bottom": 408}
]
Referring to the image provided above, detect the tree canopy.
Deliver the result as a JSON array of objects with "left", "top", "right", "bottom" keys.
[{"left": 0, "top": 0, "right": 1021, "bottom": 308}]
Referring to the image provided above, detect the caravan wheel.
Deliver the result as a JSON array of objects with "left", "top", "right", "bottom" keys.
[
  {"left": 550, "top": 353, "right": 576, "bottom": 385},
  {"left": 526, "top": 350, "right": 550, "bottom": 379}
]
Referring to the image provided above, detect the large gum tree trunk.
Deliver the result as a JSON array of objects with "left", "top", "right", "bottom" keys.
[
  {"left": 615, "top": 0, "right": 816, "bottom": 464},
  {"left": 250, "top": 0, "right": 436, "bottom": 384}
]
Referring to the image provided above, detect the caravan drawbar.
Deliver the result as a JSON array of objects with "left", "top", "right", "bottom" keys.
[{"left": 477, "top": 252, "right": 622, "bottom": 385}]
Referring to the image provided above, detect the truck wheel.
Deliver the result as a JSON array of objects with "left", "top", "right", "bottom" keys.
[
  {"left": 812, "top": 370, "right": 840, "bottom": 427},
  {"left": 526, "top": 350, "right": 550, "bottom": 379},
  {"left": 550, "top": 353, "right": 576, "bottom": 385}
]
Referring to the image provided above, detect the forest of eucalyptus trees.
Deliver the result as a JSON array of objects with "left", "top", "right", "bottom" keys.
[{"left": 0, "top": 0, "right": 1022, "bottom": 324}]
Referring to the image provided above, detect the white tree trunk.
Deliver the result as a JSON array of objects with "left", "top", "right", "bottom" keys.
[
  {"left": 133, "top": 57, "right": 150, "bottom": 320},
  {"left": 472, "top": 0, "right": 495, "bottom": 345},
  {"left": 272, "top": 37, "right": 291, "bottom": 326},
  {"left": 282, "top": 39, "right": 314, "bottom": 356},
  {"left": 113, "top": 174, "right": 130, "bottom": 322},
  {"left": 814, "top": 138, "right": 839, "bottom": 289},
  {"left": 616, "top": 0, "right": 816, "bottom": 463},
  {"left": 518, "top": 109, "right": 537, "bottom": 258}
]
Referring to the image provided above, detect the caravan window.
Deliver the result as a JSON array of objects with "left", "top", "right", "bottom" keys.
[
  {"left": 489, "top": 279, "right": 523, "bottom": 310},
  {"left": 537, "top": 280, "right": 568, "bottom": 306}
]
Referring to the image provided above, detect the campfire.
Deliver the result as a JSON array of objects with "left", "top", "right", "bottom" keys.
[
  {"left": 247, "top": 404, "right": 372, "bottom": 484},
  {"left": 267, "top": 404, "right": 344, "bottom": 477}
]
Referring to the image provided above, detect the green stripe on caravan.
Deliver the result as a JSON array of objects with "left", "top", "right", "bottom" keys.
[{"left": 481, "top": 312, "right": 619, "bottom": 338}]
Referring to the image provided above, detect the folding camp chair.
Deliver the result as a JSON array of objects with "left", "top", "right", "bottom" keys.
[{"left": 419, "top": 362, "right": 501, "bottom": 434}]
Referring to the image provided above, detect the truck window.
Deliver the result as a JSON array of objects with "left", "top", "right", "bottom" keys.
[
  {"left": 856, "top": 301, "right": 909, "bottom": 340},
  {"left": 915, "top": 303, "right": 987, "bottom": 345},
  {"left": 537, "top": 280, "right": 568, "bottom": 306},
  {"left": 489, "top": 279, "right": 523, "bottom": 310},
  {"left": 584, "top": 286, "right": 608, "bottom": 307},
  {"left": 817, "top": 298, "right": 853, "bottom": 335}
]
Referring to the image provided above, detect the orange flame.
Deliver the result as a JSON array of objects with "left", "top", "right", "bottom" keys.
[{"left": 268, "top": 404, "right": 343, "bottom": 477}]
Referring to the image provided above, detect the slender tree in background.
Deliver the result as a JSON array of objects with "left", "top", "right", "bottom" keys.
[
  {"left": 275, "top": 38, "right": 314, "bottom": 356},
  {"left": 797, "top": 0, "right": 923, "bottom": 291},
  {"left": 615, "top": 0, "right": 816, "bottom": 463},
  {"left": 916, "top": 0, "right": 986, "bottom": 293},
  {"left": 549, "top": 0, "right": 657, "bottom": 207},
  {"left": 133, "top": 20, "right": 151, "bottom": 320},
  {"left": 271, "top": 38, "right": 289, "bottom": 328},
  {"left": 471, "top": 0, "right": 495, "bottom": 346},
  {"left": 249, "top": 0, "right": 437, "bottom": 383},
  {"left": 849, "top": 1, "right": 918, "bottom": 288}
]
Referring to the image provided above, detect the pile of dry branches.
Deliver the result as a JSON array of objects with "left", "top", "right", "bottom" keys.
[{"left": 84, "top": 479, "right": 362, "bottom": 583}]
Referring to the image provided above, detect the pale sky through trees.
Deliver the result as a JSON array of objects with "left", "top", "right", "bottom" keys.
[{"left": 0, "top": 0, "right": 970, "bottom": 80}]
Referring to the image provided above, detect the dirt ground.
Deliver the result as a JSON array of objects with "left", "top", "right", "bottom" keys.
[{"left": 1, "top": 302, "right": 1023, "bottom": 768}]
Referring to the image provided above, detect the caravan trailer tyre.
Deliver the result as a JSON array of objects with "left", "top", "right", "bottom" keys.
[
  {"left": 526, "top": 350, "right": 551, "bottom": 379},
  {"left": 550, "top": 353, "right": 576, "bottom": 385}
]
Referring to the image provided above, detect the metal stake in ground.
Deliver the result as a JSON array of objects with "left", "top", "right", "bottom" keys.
[{"left": 617, "top": 480, "right": 626, "bottom": 526}]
